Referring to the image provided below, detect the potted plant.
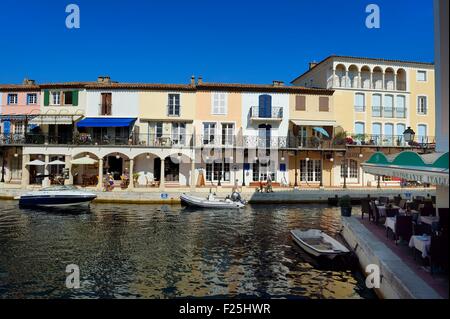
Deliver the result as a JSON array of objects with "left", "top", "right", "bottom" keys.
[
  {"left": 339, "top": 195, "right": 352, "bottom": 217},
  {"left": 132, "top": 172, "right": 140, "bottom": 187}
]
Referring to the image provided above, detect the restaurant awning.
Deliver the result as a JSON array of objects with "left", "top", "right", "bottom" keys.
[
  {"left": 361, "top": 151, "right": 449, "bottom": 186},
  {"left": 28, "top": 115, "right": 82, "bottom": 126},
  {"left": 76, "top": 118, "right": 136, "bottom": 128},
  {"left": 291, "top": 119, "right": 336, "bottom": 127},
  {"left": 48, "top": 160, "right": 66, "bottom": 165}
]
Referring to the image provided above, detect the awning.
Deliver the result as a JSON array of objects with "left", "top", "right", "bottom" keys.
[
  {"left": 26, "top": 159, "right": 46, "bottom": 166},
  {"left": 291, "top": 119, "right": 336, "bottom": 127},
  {"left": 28, "top": 115, "right": 82, "bottom": 126},
  {"left": 361, "top": 151, "right": 449, "bottom": 186},
  {"left": 71, "top": 157, "right": 98, "bottom": 165},
  {"left": 77, "top": 118, "right": 136, "bottom": 128},
  {"left": 313, "top": 127, "right": 330, "bottom": 138}
]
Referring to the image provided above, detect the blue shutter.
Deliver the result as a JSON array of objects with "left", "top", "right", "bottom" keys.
[
  {"left": 259, "top": 95, "right": 272, "bottom": 118},
  {"left": 4, "top": 121, "right": 11, "bottom": 134}
]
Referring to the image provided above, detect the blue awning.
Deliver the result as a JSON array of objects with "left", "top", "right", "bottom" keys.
[{"left": 77, "top": 118, "right": 137, "bottom": 128}]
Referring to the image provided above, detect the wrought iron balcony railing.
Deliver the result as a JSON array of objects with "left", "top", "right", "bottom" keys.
[{"left": 249, "top": 106, "right": 283, "bottom": 119}]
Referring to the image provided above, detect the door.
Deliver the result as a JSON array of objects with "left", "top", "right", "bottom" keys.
[
  {"left": 418, "top": 125, "right": 427, "bottom": 144},
  {"left": 372, "top": 123, "right": 382, "bottom": 145},
  {"left": 203, "top": 123, "right": 216, "bottom": 145},
  {"left": 165, "top": 158, "right": 179, "bottom": 182},
  {"left": 172, "top": 123, "right": 186, "bottom": 146},
  {"left": 258, "top": 124, "right": 271, "bottom": 148},
  {"left": 384, "top": 123, "right": 394, "bottom": 146},
  {"left": 101, "top": 93, "right": 112, "bottom": 115},
  {"left": 107, "top": 156, "right": 123, "bottom": 180},
  {"left": 396, "top": 124, "right": 406, "bottom": 146},
  {"left": 259, "top": 95, "right": 272, "bottom": 118}
]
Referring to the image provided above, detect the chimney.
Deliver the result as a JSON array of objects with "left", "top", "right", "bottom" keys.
[
  {"left": 190, "top": 75, "right": 196, "bottom": 85},
  {"left": 309, "top": 61, "right": 318, "bottom": 70},
  {"left": 23, "top": 78, "right": 36, "bottom": 85},
  {"left": 272, "top": 80, "right": 284, "bottom": 87},
  {"left": 97, "top": 76, "right": 112, "bottom": 84},
  {"left": 197, "top": 76, "right": 203, "bottom": 85}
]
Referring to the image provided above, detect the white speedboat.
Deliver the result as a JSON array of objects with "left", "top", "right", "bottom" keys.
[
  {"left": 290, "top": 229, "right": 350, "bottom": 259},
  {"left": 180, "top": 192, "right": 245, "bottom": 209},
  {"left": 18, "top": 185, "right": 97, "bottom": 208}
]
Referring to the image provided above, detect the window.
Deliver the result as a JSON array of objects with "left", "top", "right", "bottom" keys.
[
  {"left": 14, "top": 121, "right": 25, "bottom": 134},
  {"left": 203, "top": 123, "right": 216, "bottom": 145},
  {"left": 417, "top": 70, "right": 427, "bottom": 82},
  {"left": 384, "top": 95, "right": 394, "bottom": 117},
  {"left": 417, "top": 96, "right": 427, "bottom": 114},
  {"left": 384, "top": 123, "right": 394, "bottom": 145},
  {"left": 64, "top": 91, "right": 73, "bottom": 105},
  {"left": 396, "top": 95, "right": 406, "bottom": 118},
  {"left": 51, "top": 91, "right": 61, "bottom": 105},
  {"left": 221, "top": 123, "right": 234, "bottom": 146},
  {"left": 372, "top": 123, "right": 382, "bottom": 145},
  {"left": 168, "top": 94, "right": 180, "bottom": 116},
  {"left": 372, "top": 94, "right": 382, "bottom": 117},
  {"left": 252, "top": 162, "right": 260, "bottom": 182},
  {"left": 319, "top": 97, "right": 329, "bottom": 112},
  {"left": 354, "top": 93, "right": 365, "bottom": 112},
  {"left": 7, "top": 94, "right": 18, "bottom": 105},
  {"left": 172, "top": 123, "right": 186, "bottom": 145},
  {"left": 295, "top": 95, "right": 306, "bottom": 111},
  {"left": 300, "top": 159, "right": 321, "bottom": 182},
  {"left": 212, "top": 93, "right": 227, "bottom": 115},
  {"left": 396, "top": 123, "right": 406, "bottom": 146},
  {"left": 355, "top": 122, "right": 365, "bottom": 137},
  {"left": 341, "top": 159, "right": 358, "bottom": 180},
  {"left": 27, "top": 93, "right": 37, "bottom": 105},
  {"left": 418, "top": 125, "right": 427, "bottom": 143}
]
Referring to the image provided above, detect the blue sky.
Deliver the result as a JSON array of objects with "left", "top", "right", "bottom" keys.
[{"left": 0, "top": 0, "right": 435, "bottom": 85}]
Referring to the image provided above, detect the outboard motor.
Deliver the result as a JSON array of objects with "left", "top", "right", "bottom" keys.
[{"left": 230, "top": 192, "right": 242, "bottom": 202}]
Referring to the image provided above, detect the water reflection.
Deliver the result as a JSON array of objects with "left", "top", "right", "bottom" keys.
[{"left": 0, "top": 201, "right": 374, "bottom": 299}]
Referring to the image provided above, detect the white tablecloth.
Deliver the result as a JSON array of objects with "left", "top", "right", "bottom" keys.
[
  {"left": 419, "top": 216, "right": 439, "bottom": 225},
  {"left": 385, "top": 217, "right": 396, "bottom": 233},
  {"left": 377, "top": 206, "right": 386, "bottom": 217},
  {"left": 409, "top": 235, "right": 431, "bottom": 258}
]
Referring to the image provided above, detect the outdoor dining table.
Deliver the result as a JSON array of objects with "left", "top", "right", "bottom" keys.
[
  {"left": 377, "top": 205, "right": 400, "bottom": 217},
  {"left": 419, "top": 216, "right": 440, "bottom": 225},
  {"left": 385, "top": 217, "right": 396, "bottom": 234},
  {"left": 409, "top": 235, "right": 431, "bottom": 259}
]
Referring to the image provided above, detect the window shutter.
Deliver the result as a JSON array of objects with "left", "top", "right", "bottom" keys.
[
  {"left": 296, "top": 95, "right": 306, "bottom": 111},
  {"left": 72, "top": 90, "right": 79, "bottom": 106},
  {"left": 319, "top": 97, "right": 329, "bottom": 112},
  {"left": 43, "top": 90, "right": 50, "bottom": 106}
]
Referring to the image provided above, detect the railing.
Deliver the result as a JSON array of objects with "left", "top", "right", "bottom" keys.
[
  {"left": 394, "top": 107, "right": 407, "bottom": 118},
  {"left": 249, "top": 106, "right": 283, "bottom": 119},
  {"left": 372, "top": 106, "right": 382, "bottom": 117},
  {"left": 346, "top": 134, "right": 435, "bottom": 148},
  {"left": 397, "top": 81, "right": 407, "bottom": 91},
  {"left": 286, "top": 136, "right": 346, "bottom": 149},
  {"left": 354, "top": 105, "right": 365, "bottom": 112},
  {"left": 383, "top": 107, "right": 394, "bottom": 118}
]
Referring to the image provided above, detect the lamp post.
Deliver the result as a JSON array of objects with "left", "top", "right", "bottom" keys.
[{"left": 403, "top": 127, "right": 416, "bottom": 146}]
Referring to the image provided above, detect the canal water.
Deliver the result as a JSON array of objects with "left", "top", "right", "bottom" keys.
[{"left": 0, "top": 201, "right": 375, "bottom": 299}]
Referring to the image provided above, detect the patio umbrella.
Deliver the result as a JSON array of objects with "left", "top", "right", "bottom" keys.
[
  {"left": 26, "top": 159, "right": 45, "bottom": 166},
  {"left": 71, "top": 157, "right": 98, "bottom": 165},
  {"left": 312, "top": 127, "right": 330, "bottom": 138},
  {"left": 48, "top": 160, "right": 66, "bottom": 165}
]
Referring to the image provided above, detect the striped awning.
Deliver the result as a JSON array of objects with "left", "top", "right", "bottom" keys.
[{"left": 361, "top": 151, "right": 449, "bottom": 186}]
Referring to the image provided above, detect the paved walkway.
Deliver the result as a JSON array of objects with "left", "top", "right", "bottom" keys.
[{"left": 357, "top": 215, "right": 448, "bottom": 298}]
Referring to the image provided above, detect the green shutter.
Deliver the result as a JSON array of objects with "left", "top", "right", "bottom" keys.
[
  {"left": 72, "top": 90, "right": 79, "bottom": 106},
  {"left": 44, "top": 90, "right": 50, "bottom": 106}
]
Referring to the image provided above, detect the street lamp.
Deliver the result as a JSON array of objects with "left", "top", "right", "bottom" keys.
[{"left": 403, "top": 127, "right": 415, "bottom": 145}]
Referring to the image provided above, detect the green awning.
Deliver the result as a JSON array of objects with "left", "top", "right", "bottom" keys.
[{"left": 361, "top": 151, "right": 449, "bottom": 186}]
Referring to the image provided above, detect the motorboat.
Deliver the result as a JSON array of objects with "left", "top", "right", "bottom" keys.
[
  {"left": 18, "top": 185, "right": 97, "bottom": 208},
  {"left": 290, "top": 229, "right": 350, "bottom": 259},
  {"left": 180, "top": 192, "right": 246, "bottom": 209}
]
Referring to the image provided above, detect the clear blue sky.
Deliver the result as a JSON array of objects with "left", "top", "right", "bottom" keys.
[{"left": 0, "top": 0, "right": 435, "bottom": 85}]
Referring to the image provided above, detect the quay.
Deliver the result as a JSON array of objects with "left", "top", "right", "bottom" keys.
[{"left": 0, "top": 184, "right": 435, "bottom": 205}]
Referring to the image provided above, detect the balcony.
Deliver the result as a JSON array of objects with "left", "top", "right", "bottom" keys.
[
  {"left": 249, "top": 106, "right": 283, "bottom": 122},
  {"left": 197, "top": 135, "right": 237, "bottom": 147},
  {"left": 372, "top": 106, "right": 382, "bottom": 117},
  {"left": 383, "top": 107, "right": 394, "bottom": 118},
  {"left": 346, "top": 134, "right": 435, "bottom": 148},
  {"left": 394, "top": 107, "right": 407, "bottom": 118}
]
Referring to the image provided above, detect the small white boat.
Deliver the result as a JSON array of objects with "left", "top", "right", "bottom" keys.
[
  {"left": 180, "top": 192, "right": 245, "bottom": 209},
  {"left": 290, "top": 229, "right": 350, "bottom": 259}
]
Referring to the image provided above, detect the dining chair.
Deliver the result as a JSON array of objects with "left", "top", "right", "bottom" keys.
[
  {"left": 361, "top": 198, "right": 371, "bottom": 220},
  {"left": 438, "top": 208, "right": 449, "bottom": 232},
  {"left": 430, "top": 231, "right": 449, "bottom": 275},
  {"left": 394, "top": 215, "right": 412, "bottom": 244}
]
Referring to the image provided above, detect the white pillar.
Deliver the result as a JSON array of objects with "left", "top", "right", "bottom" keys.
[
  {"left": 128, "top": 159, "right": 134, "bottom": 190},
  {"left": 97, "top": 158, "right": 104, "bottom": 190},
  {"left": 332, "top": 69, "right": 336, "bottom": 88},
  {"left": 160, "top": 157, "right": 165, "bottom": 191},
  {"left": 21, "top": 154, "right": 30, "bottom": 187},
  {"left": 370, "top": 72, "right": 373, "bottom": 89},
  {"left": 43, "top": 154, "right": 50, "bottom": 187},
  {"left": 65, "top": 155, "right": 73, "bottom": 185},
  {"left": 382, "top": 72, "right": 385, "bottom": 90},
  {"left": 190, "top": 155, "right": 196, "bottom": 191},
  {"left": 358, "top": 71, "right": 361, "bottom": 88},
  {"left": 345, "top": 70, "right": 349, "bottom": 88}
]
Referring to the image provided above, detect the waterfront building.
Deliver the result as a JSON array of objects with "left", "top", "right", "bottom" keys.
[
  {"left": 291, "top": 56, "right": 436, "bottom": 187},
  {"left": 0, "top": 56, "right": 437, "bottom": 191}
]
